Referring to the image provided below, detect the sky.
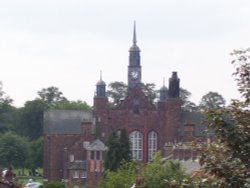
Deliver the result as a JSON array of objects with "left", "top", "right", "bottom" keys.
[{"left": 0, "top": 0, "right": 250, "bottom": 107}]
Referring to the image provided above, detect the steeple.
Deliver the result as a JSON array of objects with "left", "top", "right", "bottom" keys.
[
  {"left": 96, "top": 70, "right": 106, "bottom": 97},
  {"left": 129, "top": 21, "right": 140, "bottom": 53},
  {"left": 128, "top": 21, "right": 141, "bottom": 89},
  {"left": 133, "top": 21, "right": 137, "bottom": 45}
]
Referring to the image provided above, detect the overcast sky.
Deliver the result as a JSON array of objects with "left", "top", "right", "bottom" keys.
[{"left": 1, "top": 0, "right": 249, "bottom": 107}]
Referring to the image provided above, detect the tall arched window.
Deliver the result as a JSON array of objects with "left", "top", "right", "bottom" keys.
[
  {"left": 129, "top": 131, "right": 143, "bottom": 161},
  {"left": 148, "top": 131, "right": 157, "bottom": 161}
]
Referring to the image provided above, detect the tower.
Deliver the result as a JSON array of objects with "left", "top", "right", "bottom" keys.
[
  {"left": 128, "top": 21, "right": 141, "bottom": 89},
  {"left": 168, "top": 72, "right": 180, "bottom": 98},
  {"left": 93, "top": 71, "right": 108, "bottom": 111}
]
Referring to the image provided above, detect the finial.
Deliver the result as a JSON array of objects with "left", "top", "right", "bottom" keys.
[
  {"left": 100, "top": 70, "right": 102, "bottom": 81},
  {"left": 163, "top": 77, "right": 166, "bottom": 86},
  {"left": 133, "top": 21, "right": 137, "bottom": 45}
]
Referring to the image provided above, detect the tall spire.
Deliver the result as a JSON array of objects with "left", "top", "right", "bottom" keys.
[{"left": 133, "top": 21, "right": 137, "bottom": 45}]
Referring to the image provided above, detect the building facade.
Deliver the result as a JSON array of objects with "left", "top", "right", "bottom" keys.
[{"left": 43, "top": 24, "right": 205, "bottom": 188}]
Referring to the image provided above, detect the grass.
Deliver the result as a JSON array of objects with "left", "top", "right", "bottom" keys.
[{"left": 14, "top": 168, "right": 44, "bottom": 186}]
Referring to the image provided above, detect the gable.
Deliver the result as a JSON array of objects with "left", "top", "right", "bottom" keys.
[{"left": 119, "top": 85, "right": 156, "bottom": 110}]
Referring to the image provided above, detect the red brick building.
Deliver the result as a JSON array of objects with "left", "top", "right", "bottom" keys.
[{"left": 43, "top": 24, "right": 205, "bottom": 188}]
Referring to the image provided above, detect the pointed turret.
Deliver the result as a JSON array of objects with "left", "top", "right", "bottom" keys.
[
  {"left": 160, "top": 78, "right": 168, "bottom": 101},
  {"left": 96, "top": 71, "right": 106, "bottom": 97}
]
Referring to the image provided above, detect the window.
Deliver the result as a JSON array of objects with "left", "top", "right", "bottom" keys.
[
  {"left": 69, "top": 154, "right": 74, "bottom": 162},
  {"left": 90, "top": 151, "right": 95, "bottom": 160},
  {"left": 73, "top": 170, "right": 79, "bottom": 178},
  {"left": 79, "top": 170, "right": 87, "bottom": 178},
  {"left": 148, "top": 131, "right": 157, "bottom": 161},
  {"left": 129, "top": 131, "right": 143, "bottom": 161},
  {"left": 96, "top": 151, "right": 100, "bottom": 160},
  {"left": 72, "top": 170, "right": 87, "bottom": 179}
]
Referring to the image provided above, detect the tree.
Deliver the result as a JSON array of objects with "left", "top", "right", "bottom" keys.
[
  {"left": 140, "top": 83, "right": 158, "bottom": 102},
  {"left": 99, "top": 161, "right": 137, "bottom": 188},
  {"left": 0, "top": 132, "right": 29, "bottom": 168},
  {"left": 104, "top": 129, "right": 122, "bottom": 171},
  {"left": 143, "top": 152, "right": 187, "bottom": 188},
  {"left": 194, "top": 49, "right": 250, "bottom": 187},
  {"left": 104, "top": 128, "right": 131, "bottom": 171},
  {"left": 51, "top": 100, "right": 92, "bottom": 111},
  {"left": 198, "top": 91, "right": 226, "bottom": 111},
  {"left": 119, "top": 128, "right": 131, "bottom": 161},
  {"left": 106, "top": 82, "right": 127, "bottom": 106},
  {"left": 15, "top": 99, "right": 48, "bottom": 140},
  {"left": 180, "top": 88, "right": 198, "bottom": 112},
  {"left": 0, "top": 81, "right": 15, "bottom": 133},
  {"left": 26, "top": 137, "right": 43, "bottom": 169},
  {"left": 37, "top": 86, "right": 67, "bottom": 106}
]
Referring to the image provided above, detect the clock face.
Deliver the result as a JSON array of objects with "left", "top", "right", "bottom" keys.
[{"left": 130, "top": 71, "right": 139, "bottom": 80}]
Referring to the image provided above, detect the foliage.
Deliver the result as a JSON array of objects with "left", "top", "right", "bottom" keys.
[
  {"left": 143, "top": 152, "right": 188, "bottom": 188},
  {"left": 193, "top": 49, "right": 250, "bottom": 187},
  {"left": 98, "top": 161, "right": 137, "bottom": 188},
  {"left": 0, "top": 81, "right": 15, "bottom": 133},
  {"left": 51, "top": 100, "right": 91, "bottom": 111},
  {"left": 106, "top": 82, "right": 127, "bottom": 106},
  {"left": 15, "top": 99, "right": 48, "bottom": 140},
  {"left": 198, "top": 91, "right": 226, "bottom": 112},
  {"left": 37, "top": 86, "right": 67, "bottom": 106},
  {"left": 180, "top": 88, "right": 197, "bottom": 112},
  {"left": 139, "top": 83, "right": 158, "bottom": 102},
  {"left": 26, "top": 137, "right": 43, "bottom": 169},
  {"left": 104, "top": 128, "right": 130, "bottom": 171},
  {"left": 0, "top": 131, "right": 29, "bottom": 167},
  {"left": 104, "top": 129, "right": 122, "bottom": 171},
  {"left": 119, "top": 128, "right": 131, "bottom": 161}
]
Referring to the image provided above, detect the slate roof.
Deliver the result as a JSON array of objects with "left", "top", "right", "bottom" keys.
[
  {"left": 43, "top": 110, "right": 92, "bottom": 134},
  {"left": 179, "top": 111, "right": 206, "bottom": 137}
]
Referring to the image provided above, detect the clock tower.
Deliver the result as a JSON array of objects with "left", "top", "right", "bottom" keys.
[{"left": 128, "top": 22, "right": 141, "bottom": 89}]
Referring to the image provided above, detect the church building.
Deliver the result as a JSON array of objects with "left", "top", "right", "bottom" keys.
[{"left": 43, "top": 24, "right": 204, "bottom": 188}]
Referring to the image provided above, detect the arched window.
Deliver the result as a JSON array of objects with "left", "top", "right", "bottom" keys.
[
  {"left": 148, "top": 131, "right": 157, "bottom": 161},
  {"left": 129, "top": 131, "right": 143, "bottom": 161}
]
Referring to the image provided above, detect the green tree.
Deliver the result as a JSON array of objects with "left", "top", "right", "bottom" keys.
[
  {"left": 0, "top": 132, "right": 29, "bottom": 167},
  {"left": 143, "top": 152, "right": 187, "bottom": 188},
  {"left": 107, "top": 82, "right": 127, "bottom": 106},
  {"left": 198, "top": 91, "right": 226, "bottom": 112},
  {"left": 37, "top": 86, "right": 67, "bottom": 106},
  {"left": 104, "top": 129, "right": 122, "bottom": 171},
  {"left": 51, "top": 100, "right": 91, "bottom": 111},
  {"left": 99, "top": 161, "right": 137, "bottom": 188},
  {"left": 15, "top": 99, "right": 48, "bottom": 140},
  {"left": 140, "top": 83, "right": 158, "bottom": 102},
  {"left": 0, "top": 82, "right": 15, "bottom": 133},
  {"left": 26, "top": 137, "right": 43, "bottom": 169},
  {"left": 119, "top": 128, "right": 131, "bottom": 161},
  {"left": 194, "top": 49, "right": 250, "bottom": 187},
  {"left": 180, "top": 88, "right": 198, "bottom": 112}
]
